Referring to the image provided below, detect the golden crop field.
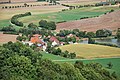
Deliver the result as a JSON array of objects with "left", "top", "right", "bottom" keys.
[{"left": 58, "top": 44, "right": 120, "bottom": 59}]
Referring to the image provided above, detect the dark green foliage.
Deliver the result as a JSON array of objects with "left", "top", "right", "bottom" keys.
[
  {"left": 74, "top": 61, "right": 118, "bottom": 80},
  {"left": 96, "top": 29, "right": 112, "bottom": 37},
  {"left": 1, "top": 25, "right": 19, "bottom": 35},
  {"left": 16, "top": 35, "right": 27, "bottom": 41},
  {"left": 1, "top": 25, "right": 15, "bottom": 32},
  {"left": 39, "top": 20, "right": 47, "bottom": 28},
  {"left": 28, "top": 23, "right": 38, "bottom": 29},
  {"left": 86, "top": 32, "right": 95, "bottom": 38},
  {"left": 116, "top": 28, "right": 120, "bottom": 40},
  {"left": 88, "top": 38, "right": 95, "bottom": 44},
  {"left": 57, "top": 29, "right": 86, "bottom": 38},
  {"left": 47, "top": 21, "right": 56, "bottom": 30},
  {"left": 11, "top": 12, "right": 31, "bottom": 27},
  {"left": 19, "top": 27, "right": 54, "bottom": 37},
  {"left": 47, "top": 47, "right": 76, "bottom": 59},
  {"left": 0, "top": 42, "right": 118, "bottom": 80},
  {"left": 39, "top": 20, "right": 56, "bottom": 30},
  {"left": 107, "top": 62, "right": 113, "bottom": 69},
  {"left": 94, "top": 42, "right": 118, "bottom": 47},
  {"left": 69, "top": 52, "right": 76, "bottom": 59}
]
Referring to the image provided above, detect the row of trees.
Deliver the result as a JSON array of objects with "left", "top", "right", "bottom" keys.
[
  {"left": 57, "top": 29, "right": 112, "bottom": 38},
  {"left": 62, "top": 0, "right": 120, "bottom": 10},
  {"left": 11, "top": 12, "right": 31, "bottom": 27},
  {"left": 0, "top": 42, "right": 118, "bottom": 80},
  {"left": 2, "top": 3, "right": 54, "bottom": 9}
]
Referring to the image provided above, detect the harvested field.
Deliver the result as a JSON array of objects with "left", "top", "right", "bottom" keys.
[
  {"left": 58, "top": 44, "right": 120, "bottom": 59},
  {"left": 58, "top": 0, "right": 106, "bottom": 6},
  {"left": 0, "top": 32, "right": 18, "bottom": 44},
  {"left": 0, "top": 2, "right": 68, "bottom": 20},
  {"left": 57, "top": 9, "right": 120, "bottom": 32}
]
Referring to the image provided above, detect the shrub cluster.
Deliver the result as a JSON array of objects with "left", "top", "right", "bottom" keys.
[
  {"left": 39, "top": 20, "right": 56, "bottom": 30},
  {"left": 11, "top": 12, "right": 31, "bottom": 27}
]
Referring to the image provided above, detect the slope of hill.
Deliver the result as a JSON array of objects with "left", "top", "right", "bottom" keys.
[{"left": 57, "top": 9, "right": 120, "bottom": 32}]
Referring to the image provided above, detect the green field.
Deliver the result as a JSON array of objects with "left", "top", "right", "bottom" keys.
[
  {"left": 0, "top": 6, "right": 119, "bottom": 29},
  {"left": 19, "top": 6, "right": 120, "bottom": 26},
  {"left": 41, "top": 51, "right": 69, "bottom": 60}
]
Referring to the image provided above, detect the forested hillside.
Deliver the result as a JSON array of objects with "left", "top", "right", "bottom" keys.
[{"left": 0, "top": 42, "right": 118, "bottom": 80}]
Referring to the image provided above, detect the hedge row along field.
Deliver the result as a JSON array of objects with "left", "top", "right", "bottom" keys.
[{"left": 11, "top": 12, "right": 31, "bottom": 27}]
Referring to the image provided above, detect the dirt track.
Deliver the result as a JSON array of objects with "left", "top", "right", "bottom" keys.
[{"left": 57, "top": 10, "right": 120, "bottom": 32}]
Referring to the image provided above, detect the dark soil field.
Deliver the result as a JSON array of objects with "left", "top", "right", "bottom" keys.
[{"left": 0, "top": 32, "right": 18, "bottom": 44}]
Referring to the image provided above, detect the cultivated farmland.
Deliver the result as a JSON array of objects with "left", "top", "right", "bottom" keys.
[
  {"left": 0, "top": 32, "right": 18, "bottom": 44},
  {"left": 18, "top": 5, "right": 119, "bottom": 26},
  {"left": 57, "top": 0, "right": 106, "bottom": 6},
  {"left": 58, "top": 44, "right": 120, "bottom": 59},
  {"left": 57, "top": 7, "right": 120, "bottom": 32}
]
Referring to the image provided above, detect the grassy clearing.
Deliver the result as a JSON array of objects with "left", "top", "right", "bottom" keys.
[
  {"left": 41, "top": 51, "right": 69, "bottom": 61},
  {"left": 58, "top": 44, "right": 120, "bottom": 59},
  {"left": 0, "top": 19, "right": 10, "bottom": 29}
]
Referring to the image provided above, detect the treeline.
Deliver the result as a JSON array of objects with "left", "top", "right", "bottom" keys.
[
  {"left": 46, "top": 43, "right": 76, "bottom": 59},
  {"left": 0, "top": 25, "right": 19, "bottom": 35},
  {"left": 0, "top": 42, "right": 118, "bottom": 80},
  {"left": 95, "top": 42, "right": 118, "bottom": 47},
  {"left": 11, "top": 12, "right": 31, "bottom": 27},
  {"left": 61, "top": 0, "right": 120, "bottom": 10},
  {"left": 57, "top": 29, "right": 112, "bottom": 38},
  {"left": 1, "top": 3, "right": 54, "bottom": 9}
]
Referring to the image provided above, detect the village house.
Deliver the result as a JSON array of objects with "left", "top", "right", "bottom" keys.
[
  {"left": 49, "top": 36, "right": 60, "bottom": 47},
  {"left": 30, "top": 34, "right": 47, "bottom": 51},
  {"left": 67, "top": 34, "right": 80, "bottom": 42}
]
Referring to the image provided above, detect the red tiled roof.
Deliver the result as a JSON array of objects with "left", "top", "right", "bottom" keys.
[
  {"left": 30, "top": 37, "right": 44, "bottom": 44},
  {"left": 49, "top": 36, "right": 59, "bottom": 43}
]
